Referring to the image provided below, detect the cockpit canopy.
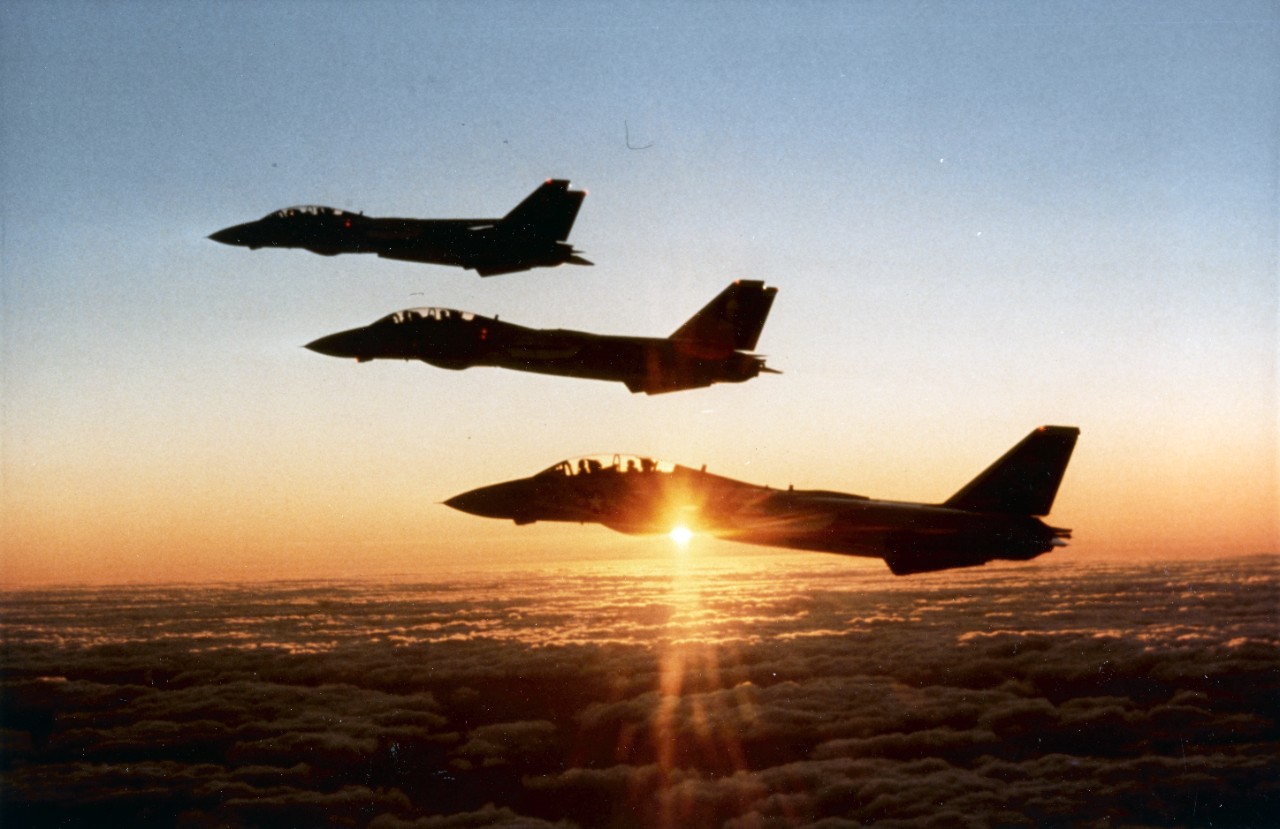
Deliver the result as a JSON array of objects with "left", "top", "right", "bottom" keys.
[
  {"left": 377, "top": 307, "right": 475, "bottom": 325},
  {"left": 269, "top": 205, "right": 347, "bottom": 219},
  {"left": 537, "top": 454, "right": 675, "bottom": 478}
]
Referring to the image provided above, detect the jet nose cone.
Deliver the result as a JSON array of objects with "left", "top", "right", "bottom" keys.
[
  {"left": 305, "top": 329, "right": 367, "bottom": 359},
  {"left": 444, "top": 489, "right": 490, "bottom": 517},
  {"left": 443, "top": 491, "right": 472, "bottom": 512},
  {"left": 208, "top": 224, "right": 252, "bottom": 246},
  {"left": 444, "top": 484, "right": 521, "bottom": 520}
]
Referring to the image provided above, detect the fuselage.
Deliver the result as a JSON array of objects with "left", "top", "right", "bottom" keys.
[
  {"left": 305, "top": 307, "right": 770, "bottom": 393},
  {"left": 444, "top": 454, "right": 1068, "bottom": 574},
  {"left": 209, "top": 207, "right": 578, "bottom": 272}
]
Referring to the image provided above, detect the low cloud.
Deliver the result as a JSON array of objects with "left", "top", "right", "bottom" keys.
[{"left": 3, "top": 555, "right": 1277, "bottom": 827}]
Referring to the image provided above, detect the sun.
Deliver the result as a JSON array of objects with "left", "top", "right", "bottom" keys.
[{"left": 669, "top": 526, "right": 693, "bottom": 546}]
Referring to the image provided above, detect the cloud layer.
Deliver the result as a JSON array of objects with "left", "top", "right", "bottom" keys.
[{"left": 3, "top": 554, "right": 1277, "bottom": 827}]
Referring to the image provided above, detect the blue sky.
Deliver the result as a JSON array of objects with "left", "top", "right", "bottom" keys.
[{"left": 2, "top": 1, "right": 1276, "bottom": 583}]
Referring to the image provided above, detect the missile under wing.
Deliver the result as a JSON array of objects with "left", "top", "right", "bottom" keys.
[
  {"left": 305, "top": 280, "right": 779, "bottom": 394},
  {"left": 445, "top": 426, "right": 1080, "bottom": 575},
  {"left": 209, "top": 179, "right": 590, "bottom": 277}
]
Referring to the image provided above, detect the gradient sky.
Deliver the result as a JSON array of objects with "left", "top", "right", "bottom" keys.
[{"left": 2, "top": 0, "right": 1276, "bottom": 585}]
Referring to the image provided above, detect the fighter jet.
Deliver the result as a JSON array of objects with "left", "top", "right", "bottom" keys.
[
  {"left": 305, "top": 280, "right": 779, "bottom": 394},
  {"left": 445, "top": 426, "right": 1079, "bottom": 575},
  {"left": 209, "top": 179, "right": 590, "bottom": 276}
]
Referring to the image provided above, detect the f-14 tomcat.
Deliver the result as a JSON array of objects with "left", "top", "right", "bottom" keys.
[
  {"left": 445, "top": 426, "right": 1080, "bottom": 575},
  {"left": 306, "top": 280, "right": 779, "bottom": 394},
  {"left": 209, "top": 179, "right": 590, "bottom": 277}
]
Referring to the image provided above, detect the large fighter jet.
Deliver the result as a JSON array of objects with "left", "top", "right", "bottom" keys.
[
  {"left": 305, "top": 280, "right": 779, "bottom": 394},
  {"left": 209, "top": 179, "right": 590, "bottom": 276},
  {"left": 445, "top": 426, "right": 1080, "bottom": 575}
]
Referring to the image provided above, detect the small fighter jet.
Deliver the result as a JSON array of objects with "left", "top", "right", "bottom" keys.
[
  {"left": 445, "top": 426, "right": 1080, "bottom": 575},
  {"left": 305, "top": 280, "right": 779, "bottom": 394},
  {"left": 209, "top": 179, "right": 590, "bottom": 276}
]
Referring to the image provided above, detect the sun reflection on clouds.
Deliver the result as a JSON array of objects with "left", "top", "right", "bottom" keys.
[{"left": 644, "top": 543, "right": 763, "bottom": 827}]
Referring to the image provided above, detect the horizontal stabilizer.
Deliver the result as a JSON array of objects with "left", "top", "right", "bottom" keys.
[
  {"left": 474, "top": 263, "right": 534, "bottom": 277},
  {"left": 625, "top": 377, "right": 713, "bottom": 395},
  {"left": 943, "top": 426, "right": 1079, "bottom": 516}
]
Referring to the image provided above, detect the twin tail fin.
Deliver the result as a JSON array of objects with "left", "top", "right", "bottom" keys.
[
  {"left": 500, "top": 179, "right": 587, "bottom": 243},
  {"left": 944, "top": 426, "right": 1079, "bottom": 516},
  {"left": 669, "top": 280, "right": 778, "bottom": 352}
]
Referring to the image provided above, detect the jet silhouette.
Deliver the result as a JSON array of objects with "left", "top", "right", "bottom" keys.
[
  {"left": 209, "top": 179, "right": 590, "bottom": 276},
  {"left": 446, "top": 426, "right": 1079, "bottom": 575},
  {"left": 306, "top": 280, "right": 779, "bottom": 394}
]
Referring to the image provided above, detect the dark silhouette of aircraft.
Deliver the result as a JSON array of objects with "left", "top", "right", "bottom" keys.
[
  {"left": 209, "top": 179, "right": 590, "bottom": 276},
  {"left": 445, "top": 426, "right": 1079, "bottom": 575},
  {"left": 305, "top": 280, "right": 779, "bottom": 394}
]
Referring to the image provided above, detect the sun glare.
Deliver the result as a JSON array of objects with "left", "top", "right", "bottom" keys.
[{"left": 669, "top": 526, "right": 693, "bottom": 546}]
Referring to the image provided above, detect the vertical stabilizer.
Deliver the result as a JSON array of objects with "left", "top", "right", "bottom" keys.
[
  {"left": 500, "top": 179, "right": 586, "bottom": 242},
  {"left": 943, "top": 426, "right": 1079, "bottom": 516},
  {"left": 669, "top": 280, "right": 778, "bottom": 351}
]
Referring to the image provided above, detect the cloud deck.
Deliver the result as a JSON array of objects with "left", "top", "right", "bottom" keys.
[{"left": 2, "top": 555, "right": 1277, "bottom": 827}]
